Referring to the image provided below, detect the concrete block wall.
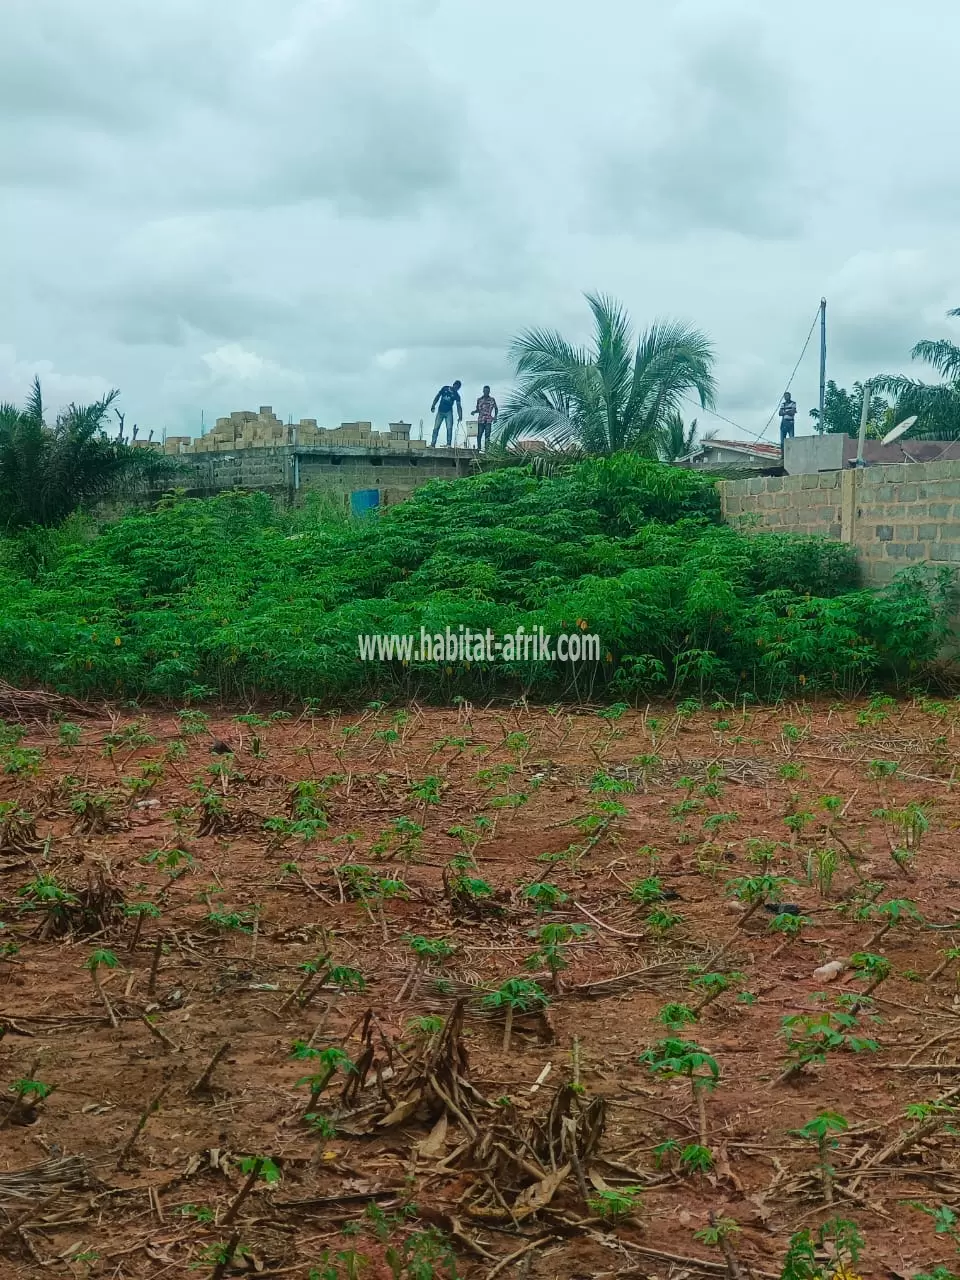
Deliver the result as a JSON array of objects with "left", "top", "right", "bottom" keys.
[
  {"left": 146, "top": 445, "right": 471, "bottom": 508},
  {"left": 853, "top": 459, "right": 960, "bottom": 583},
  {"left": 721, "top": 471, "right": 844, "bottom": 539},
  {"left": 720, "top": 459, "right": 960, "bottom": 585}
]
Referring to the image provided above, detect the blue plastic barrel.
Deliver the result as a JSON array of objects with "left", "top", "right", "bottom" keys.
[{"left": 350, "top": 488, "right": 380, "bottom": 517}]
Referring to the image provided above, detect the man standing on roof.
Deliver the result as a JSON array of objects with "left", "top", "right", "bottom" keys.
[
  {"left": 779, "top": 391, "right": 797, "bottom": 447},
  {"left": 473, "top": 385, "right": 498, "bottom": 452},
  {"left": 430, "top": 380, "right": 462, "bottom": 447}
]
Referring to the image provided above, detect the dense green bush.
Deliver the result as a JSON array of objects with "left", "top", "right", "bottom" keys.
[{"left": 0, "top": 455, "right": 951, "bottom": 704}]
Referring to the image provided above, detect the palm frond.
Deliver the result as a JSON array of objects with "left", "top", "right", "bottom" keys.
[
  {"left": 911, "top": 338, "right": 960, "bottom": 382},
  {"left": 0, "top": 379, "right": 176, "bottom": 530},
  {"left": 23, "top": 376, "right": 44, "bottom": 429},
  {"left": 502, "top": 297, "right": 717, "bottom": 461}
]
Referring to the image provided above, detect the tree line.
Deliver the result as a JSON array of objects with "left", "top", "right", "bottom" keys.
[{"left": 4, "top": 298, "right": 960, "bottom": 530}]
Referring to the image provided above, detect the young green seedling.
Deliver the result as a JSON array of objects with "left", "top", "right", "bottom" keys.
[
  {"left": 638, "top": 1038, "right": 719, "bottom": 1149},
  {"left": 85, "top": 948, "right": 121, "bottom": 1027},
  {"left": 791, "top": 1111, "right": 848, "bottom": 1204},
  {"left": 694, "top": 1215, "right": 743, "bottom": 1278},
  {"left": 481, "top": 978, "right": 549, "bottom": 1053},
  {"left": 525, "top": 922, "right": 591, "bottom": 992},
  {"left": 291, "top": 1045, "right": 356, "bottom": 1114},
  {"left": 310, "top": 965, "right": 367, "bottom": 1043},
  {"left": 778, "top": 1006, "right": 878, "bottom": 1083},
  {"left": 861, "top": 898, "right": 923, "bottom": 951},
  {"left": 123, "top": 901, "right": 161, "bottom": 954},
  {"left": 689, "top": 970, "right": 745, "bottom": 1015},
  {"left": 715, "top": 874, "right": 794, "bottom": 958},
  {"left": 519, "top": 881, "right": 568, "bottom": 913},
  {"left": 657, "top": 1002, "right": 698, "bottom": 1032},
  {"left": 397, "top": 934, "right": 455, "bottom": 1003},
  {"left": 587, "top": 1186, "right": 643, "bottom": 1223},
  {"left": 849, "top": 951, "right": 892, "bottom": 998},
  {"left": 768, "top": 910, "right": 811, "bottom": 957},
  {"left": 628, "top": 877, "right": 665, "bottom": 906},
  {"left": 928, "top": 946, "right": 960, "bottom": 986},
  {"left": 4, "top": 1077, "right": 54, "bottom": 1127},
  {"left": 806, "top": 847, "right": 840, "bottom": 898}
]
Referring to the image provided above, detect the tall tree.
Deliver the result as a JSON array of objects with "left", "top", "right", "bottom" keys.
[
  {"left": 498, "top": 293, "right": 717, "bottom": 457},
  {"left": 809, "top": 380, "right": 891, "bottom": 438},
  {"left": 872, "top": 308, "right": 960, "bottom": 439},
  {"left": 0, "top": 378, "right": 175, "bottom": 530}
]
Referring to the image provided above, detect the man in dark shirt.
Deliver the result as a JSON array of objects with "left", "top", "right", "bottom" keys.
[
  {"left": 473, "top": 385, "right": 498, "bottom": 452},
  {"left": 779, "top": 391, "right": 797, "bottom": 446},
  {"left": 430, "top": 380, "right": 462, "bottom": 447}
]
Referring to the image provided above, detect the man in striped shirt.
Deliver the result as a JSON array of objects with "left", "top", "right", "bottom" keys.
[{"left": 474, "top": 386, "right": 498, "bottom": 452}]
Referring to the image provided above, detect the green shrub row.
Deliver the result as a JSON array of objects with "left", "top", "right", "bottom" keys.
[{"left": 0, "top": 456, "right": 952, "bottom": 704}]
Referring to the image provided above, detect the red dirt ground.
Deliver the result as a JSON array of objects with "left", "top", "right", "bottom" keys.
[{"left": 1, "top": 697, "right": 960, "bottom": 1279}]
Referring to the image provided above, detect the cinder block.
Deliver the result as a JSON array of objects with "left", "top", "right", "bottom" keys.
[
  {"left": 930, "top": 543, "right": 960, "bottom": 563},
  {"left": 916, "top": 524, "right": 940, "bottom": 541},
  {"left": 818, "top": 473, "right": 840, "bottom": 489},
  {"left": 801, "top": 473, "right": 820, "bottom": 489},
  {"left": 929, "top": 503, "right": 952, "bottom": 519}
]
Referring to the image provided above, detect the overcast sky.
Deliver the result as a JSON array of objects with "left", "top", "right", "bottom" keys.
[{"left": 4, "top": 0, "right": 960, "bottom": 443}]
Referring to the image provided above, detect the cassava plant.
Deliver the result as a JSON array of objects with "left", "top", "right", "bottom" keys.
[
  {"left": 790, "top": 1111, "right": 848, "bottom": 1204},
  {"left": 849, "top": 951, "right": 892, "bottom": 998},
  {"left": 481, "top": 978, "right": 549, "bottom": 1053},
  {"left": 525, "top": 922, "right": 591, "bottom": 992},
  {"left": 638, "top": 1038, "right": 719, "bottom": 1149},
  {"left": 291, "top": 1045, "right": 355, "bottom": 1114}
]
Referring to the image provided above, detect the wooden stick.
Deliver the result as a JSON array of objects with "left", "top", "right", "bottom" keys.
[
  {"left": 92, "top": 972, "right": 119, "bottom": 1029},
  {"left": 249, "top": 908, "right": 259, "bottom": 962},
  {"left": 276, "top": 971, "right": 314, "bottom": 1017},
  {"left": 485, "top": 1234, "right": 555, "bottom": 1279},
  {"left": 136, "top": 1009, "right": 179, "bottom": 1053},
  {"left": 572, "top": 900, "right": 644, "bottom": 939},
  {"left": 147, "top": 935, "right": 164, "bottom": 997},
  {"left": 116, "top": 1085, "right": 168, "bottom": 1169},
  {"left": 189, "top": 1041, "right": 231, "bottom": 1096},
  {"left": 223, "top": 1157, "right": 262, "bottom": 1224},
  {"left": 210, "top": 1230, "right": 241, "bottom": 1280}
]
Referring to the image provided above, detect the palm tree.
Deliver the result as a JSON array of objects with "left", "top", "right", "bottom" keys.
[
  {"left": 0, "top": 378, "right": 175, "bottom": 530},
  {"left": 658, "top": 412, "right": 718, "bottom": 462},
  {"left": 497, "top": 293, "right": 717, "bottom": 457},
  {"left": 872, "top": 309, "right": 960, "bottom": 439}
]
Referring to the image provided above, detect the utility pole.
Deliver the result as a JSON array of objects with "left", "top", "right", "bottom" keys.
[
  {"left": 818, "top": 297, "right": 827, "bottom": 432},
  {"left": 855, "top": 380, "right": 872, "bottom": 469}
]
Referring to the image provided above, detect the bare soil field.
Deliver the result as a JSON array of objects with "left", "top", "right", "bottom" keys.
[{"left": 1, "top": 694, "right": 959, "bottom": 1279}]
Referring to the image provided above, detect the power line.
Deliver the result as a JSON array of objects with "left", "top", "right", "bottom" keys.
[
  {"left": 745, "top": 306, "right": 822, "bottom": 443},
  {"left": 679, "top": 396, "right": 751, "bottom": 435},
  {"left": 679, "top": 303, "right": 823, "bottom": 445}
]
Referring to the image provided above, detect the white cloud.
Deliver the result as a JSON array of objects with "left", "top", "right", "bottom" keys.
[
  {"left": 4, "top": 0, "right": 960, "bottom": 441},
  {"left": 0, "top": 344, "right": 114, "bottom": 416},
  {"left": 375, "top": 349, "right": 408, "bottom": 371},
  {"left": 201, "top": 344, "right": 301, "bottom": 384}
]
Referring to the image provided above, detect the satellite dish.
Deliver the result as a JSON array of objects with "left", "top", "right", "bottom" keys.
[{"left": 881, "top": 415, "right": 918, "bottom": 446}]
